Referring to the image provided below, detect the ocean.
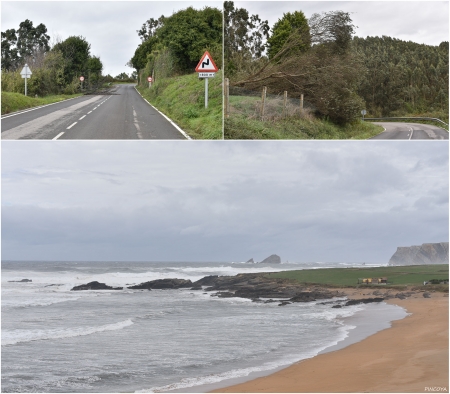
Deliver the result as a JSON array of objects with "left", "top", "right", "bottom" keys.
[{"left": 1, "top": 260, "right": 407, "bottom": 393}]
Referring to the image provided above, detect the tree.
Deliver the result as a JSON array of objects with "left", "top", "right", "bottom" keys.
[
  {"left": 1, "top": 19, "right": 50, "bottom": 70},
  {"left": 156, "top": 6, "right": 222, "bottom": 72},
  {"left": 1, "top": 29, "right": 18, "bottom": 70},
  {"left": 86, "top": 55, "right": 103, "bottom": 85},
  {"left": 130, "top": 36, "right": 158, "bottom": 71},
  {"left": 115, "top": 72, "right": 129, "bottom": 80},
  {"left": 309, "top": 11, "right": 356, "bottom": 53},
  {"left": 16, "top": 19, "right": 50, "bottom": 59},
  {"left": 224, "top": 1, "right": 269, "bottom": 76},
  {"left": 267, "top": 11, "right": 310, "bottom": 59},
  {"left": 230, "top": 10, "right": 365, "bottom": 124},
  {"left": 137, "top": 17, "right": 164, "bottom": 42},
  {"left": 52, "top": 36, "right": 91, "bottom": 84}
]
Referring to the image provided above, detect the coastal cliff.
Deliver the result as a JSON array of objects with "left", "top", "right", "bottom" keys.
[{"left": 388, "top": 242, "right": 449, "bottom": 265}]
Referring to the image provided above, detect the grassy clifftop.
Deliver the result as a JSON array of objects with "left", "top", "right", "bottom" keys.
[
  {"left": 268, "top": 265, "right": 449, "bottom": 288},
  {"left": 137, "top": 72, "right": 222, "bottom": 139}
]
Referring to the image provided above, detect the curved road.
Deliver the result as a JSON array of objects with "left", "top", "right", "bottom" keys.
[
  {"left": 369, "top": 122, "right": 448, "bottom": 140},
  {"left": 1, "top": 84, "right": 188, "bottom": 140}
]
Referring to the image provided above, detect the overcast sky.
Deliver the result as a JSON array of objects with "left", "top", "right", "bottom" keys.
[
  {"left": 1, "top": 1, "right": 221, "bottom": 77},
  {"left": 2, "top": 141, "right": 448, "bottom": 263},
  {"left": 2, "top": 2, "right": 448, "bottom": 78},
  {"left": 239, "top": 1, "right": 449, "bottom": 46}
]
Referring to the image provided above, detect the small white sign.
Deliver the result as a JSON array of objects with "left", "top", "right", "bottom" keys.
[
  {"left": 20, "top": 64, "right": 32, "bottom": 78},
  {"left": 147, "top": 77, "right": 153, "bottom": 82},
  {"left": 198, "top": 72, "right": 215, "bottom": 78},
  {"left": 80, "top": 76, "right": 85, "bottom": 82},
  {"left": 361, "top": 109, "right": 367, "bottom": 115}
]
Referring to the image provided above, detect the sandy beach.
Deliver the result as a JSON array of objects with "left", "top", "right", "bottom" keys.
[{"left": 214, "top": 290, "right": 449, "bottom": 393}]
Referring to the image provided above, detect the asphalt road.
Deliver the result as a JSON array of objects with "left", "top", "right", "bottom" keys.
[
  {"left": 1, "top": 84, "right": 188, "bottom": 140},
  {"left": 369, "top": 122, "right": 449, "bottom": 140}
]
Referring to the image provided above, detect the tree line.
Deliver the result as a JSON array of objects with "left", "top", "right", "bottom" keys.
[
  {"left": 1, "top": 19, "right": 104, "bottom": 96},
  {"left": 1, "top": 20, "right": 136, "bottom": 96},
  {"left": 129, "top": 6, "right": 222, "bottom": 85},
  {"left": 224, "top": 1, "right": 449, "bottom": 124}
]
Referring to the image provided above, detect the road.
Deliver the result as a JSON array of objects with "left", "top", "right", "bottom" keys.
[
  {"left": 1, "top": 84, "right": 189, "bottom": 140},
  {"left": 369, "top": 122, "right": 448, "bottom": 140}
]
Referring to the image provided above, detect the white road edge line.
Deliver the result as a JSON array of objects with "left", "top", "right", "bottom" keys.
[
  {"left": 133, "top": 86, "right": 192, "bottom": 140},
  {"left": 67, "top": 122, "right": 77, "bottom": 129},
  {"left": 52, "top": 132, "right": 65, "bottom": 140},
  {"left": 79, "top": 115, "right": 86, "bottom": 120},
  {"left": 1, "top": 96, "right": 82, "bottom": 119}
]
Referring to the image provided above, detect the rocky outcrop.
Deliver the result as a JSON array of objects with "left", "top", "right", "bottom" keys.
[
  {"left": 128, "top": 278, "right": 193, "bottom": 290},
  {"left": 71, "top": 281, "right": 123, "bottom": 291},
  {"left": 202, "top": 273, "right": 343, "bottom": 302},
  {"left": 8, "top": 279, "right": 32, "bottom": 282},
  {"left": 389, "top": 242, "right": 449, "bottom": 265},
  {"left": 260, "top": 254, "right": 281, "bottom": 264},
  {"left": 246, "top": 258, "right": 255, "bottom": 263},
  {"left": 344, "top": 297, "right": 384, "bottom": 306}
]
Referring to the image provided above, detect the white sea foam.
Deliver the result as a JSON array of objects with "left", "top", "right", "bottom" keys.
[{"left": 2, "top": 319, "right": 134, "bottom": 346}]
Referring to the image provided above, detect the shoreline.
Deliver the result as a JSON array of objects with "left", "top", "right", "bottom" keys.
[
  {"left": 170, "top": 300, "right": 408, "bottom": 393},
  {"left": 211, "top": 291, "right": 449, "bottom": 393}
]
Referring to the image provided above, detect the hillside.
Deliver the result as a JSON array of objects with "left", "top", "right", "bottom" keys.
[{"left": 136, "top": 72, "right": 222, "bottom": 139}]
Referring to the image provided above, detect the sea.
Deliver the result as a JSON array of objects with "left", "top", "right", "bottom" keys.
[{"left": 1, "top": 260, "right": 408, "bottom": 393}]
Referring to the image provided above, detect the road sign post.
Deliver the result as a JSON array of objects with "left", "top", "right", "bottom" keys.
[
  {"left": 361, "top": 109, "right": 367, "bottom": 120},
  {"left": 20, "top": 64, "right": 32, "bottom": 96},
  {"left": 147, "top": 76, "right": 153, "bottom": 88},
  {"left": 80, "top": 76, "right": 85, "bottom": 90},
  {"left": 195, "top": 51, "right": 219, "bottom": 109}
]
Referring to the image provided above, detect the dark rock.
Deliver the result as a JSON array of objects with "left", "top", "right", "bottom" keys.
[
  {"left": 8, "top": 279, "right": 32, "bottom": 282},
  {"left": 278, "top": 301, "right": 291, "bottom": 306},
  {"left": 332, "top": 305, "right": 343, "bottom": 308},
  {"left": 128, "top": 278, "right": 193, "bottom": 290},
  {"left": 191, "top": 276, "right": 219, "bottom": 288},
  {"left": 190, "top": 285, "right": 203, "bottom": 290},
  {"left": 344, "top": 297, "right": 384, "bottom": 306},
  {"left": 260, "top": 254, "right": 281, "bottom": 264},
  {"left": 211, "top": 291, "right": 235, "bottom": 298},
  {"left": 71, "top": 281, "right": 123, "bottom": 291},
  {"left": 44, "top": 284, "right": 64, "bottom": 287},
  {"left": 423, "top": 292, "right": 432, "bottom": 298},
  {"left": 246, "top": 258, "right": 255, "bottom": 263}
]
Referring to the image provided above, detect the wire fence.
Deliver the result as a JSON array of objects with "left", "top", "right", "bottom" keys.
[{"left": 224, "top": 78, "right": 315, "bottom": 121}]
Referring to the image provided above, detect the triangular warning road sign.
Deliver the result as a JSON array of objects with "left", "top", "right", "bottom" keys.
[{"left": 195, "top": 51, "right": 219, "bottom": 72}]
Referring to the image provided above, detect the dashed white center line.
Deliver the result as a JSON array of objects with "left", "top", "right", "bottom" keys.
[
  {"left": 79, "top": 115, "right": 86, "bottom": 120},
  {"left": 52, "top": 132, "right": 65, "bottom": 140},
  {"left": 67, "top": 122, "right": 77, "bottom": 129},
  {"left": 87, "top": 111, "right": 92, "bottom": 114}
]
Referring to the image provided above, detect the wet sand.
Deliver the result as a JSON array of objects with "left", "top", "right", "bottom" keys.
[{"left": 213, "top": 291, "right": 449, "bottom": 393}]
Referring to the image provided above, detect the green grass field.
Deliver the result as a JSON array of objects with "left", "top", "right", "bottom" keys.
[
  {"left": 1, "top": 91, "right": 82, "bottom": 115},
  {"left": 137, "top": 72, "right": 222, "bottom": 139},
  {"left": 267, "top": 265, "right": 449, "bottom": 288}
]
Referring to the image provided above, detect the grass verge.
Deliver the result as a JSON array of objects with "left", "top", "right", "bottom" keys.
[
  {"left": 267, "top": 264, "right": 449, "bottom": 288},
  {"left": 1, "top": 91, "right": 82, "bottom": 115},
  {"left": 136, "top": 72, "right": 222, "bottom": 139},
  {"left": 224, "top": 114, "right": 384, "bottom": 139}
]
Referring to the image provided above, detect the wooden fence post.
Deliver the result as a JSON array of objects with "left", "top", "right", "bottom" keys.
[
  {"left": 283, "top": 91, "right": 288, "bottom": 118},
  {"left": 224, "top": 78, "right": 230, "bottom": 119},
  {"left": 261, "top": 86, "right": 267, "bottom": 120}
]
